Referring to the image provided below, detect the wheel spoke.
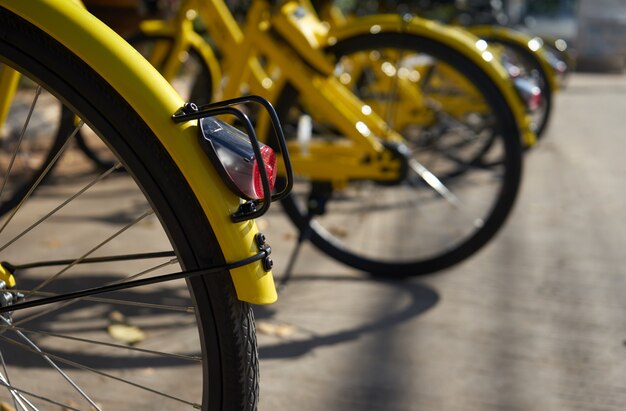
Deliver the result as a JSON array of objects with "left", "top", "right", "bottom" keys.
[
  {"left": 0, "top": 317, "right": 101, "bottom": 410},
  {"left": 0, "top": 378, "right": 81, "bottom": 411},
  {"left": 26, "top": 209, "right": 155, "bottom": 296},
  {"left": 408, "top": 158, "right": 461, "bottom": 207},
  {"left": 14, "top": 257, "right": 179, "bottom": 327},
  {"left": 0, "top": 350, "right": 37, "bottom": 411},
  {"left": 0, "top": 333, "right": 201, "bottom": 409},
  {"left": 7, "top": 289, "right": 194, "bottom": 313},
  {"left": 0, "top": 161, "right": 122, "bottom": 254},
  {"left": 0, "top": 120, "right": 82, "bottom": 238},
  {"left": 384, "top": 50, "right": 404, "bottom": 129},
  {"left": 0, "top": 86, "right": 41, "bottom": 203},
  {"left": 6, "top": 325, "right": 202, "bottom": 362}
]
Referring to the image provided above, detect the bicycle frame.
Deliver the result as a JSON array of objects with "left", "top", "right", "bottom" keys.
[
  {"left": 198, "top": 0, "right": 404, "bottom": 182},
  {"left": 0, "top": 0, "right": 278, "bottom": 305}
]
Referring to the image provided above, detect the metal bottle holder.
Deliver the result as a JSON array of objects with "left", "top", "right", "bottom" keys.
[{"left": 172, "top": 95, "right": 293, "bottom": 222}]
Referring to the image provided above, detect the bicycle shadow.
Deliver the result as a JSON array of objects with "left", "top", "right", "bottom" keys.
[
  {"left": 0, "top": 270, "right": 439, "bottom": 369},
  {"left": 253, "top": 273, "right": 439, "bottom": 359}
]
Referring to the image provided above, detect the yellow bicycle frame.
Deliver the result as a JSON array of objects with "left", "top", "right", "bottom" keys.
[
  {"left": 0, "top": 0, "right": 277, "bottom": 304},
  {"left": 140, "top": 0, "right": 406, "bottom": 184}
]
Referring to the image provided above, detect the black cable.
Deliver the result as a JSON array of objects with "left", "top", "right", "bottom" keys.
[{"left": 0, "top": 251, "right": 268, "bottom": 315}]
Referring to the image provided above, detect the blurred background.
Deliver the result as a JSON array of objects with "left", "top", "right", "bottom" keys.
[
  {"left": 310, "top": 0, "right": 626, "bottom": 73},
  {"left": 86, "top": 0, "right": 626, "bottom": 73}
]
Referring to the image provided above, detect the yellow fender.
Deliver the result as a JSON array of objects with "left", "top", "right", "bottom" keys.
[
  {"left": 1, "top": 0, "right": 277, "bottom": 304},
  {"left": 468, "top": 25, "right": 558, "bottom": 93},
  {"left": 325, "top": 14, "right": 537, "bottom": 147}
]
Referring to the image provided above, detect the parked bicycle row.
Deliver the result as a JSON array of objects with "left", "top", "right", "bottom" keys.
[{"left": 0, "top": 0, "right": 568, "bottom": 409}]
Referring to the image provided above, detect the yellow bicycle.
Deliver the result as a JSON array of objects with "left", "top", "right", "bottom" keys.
[{"left": 0, "top": 0, "right": 293, "bottom": 408}]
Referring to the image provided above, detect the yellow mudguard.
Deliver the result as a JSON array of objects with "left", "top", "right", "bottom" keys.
[{"left": 1, "top": 0, "right": 277, "bottom": 304}]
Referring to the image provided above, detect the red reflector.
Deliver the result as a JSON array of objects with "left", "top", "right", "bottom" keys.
[
  {"left": 253, "top": 145, "right": 277, "bottom": 199},
  {"left": 528, "top": 87, "right": 542, "bottom": 111},
  {"left": 513, "top": 78, "right": 542, "bottom": 113},
  {"left": 198, "top": 117, "right": 278, "bottom": 201}
]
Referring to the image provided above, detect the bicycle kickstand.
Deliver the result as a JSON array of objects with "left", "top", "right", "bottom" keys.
[
  {"left": 277, "top": 216, "right": 313, "bottom": 293},
  {"left": 278, "top": 182, "right": 332, "bottom": 292}
]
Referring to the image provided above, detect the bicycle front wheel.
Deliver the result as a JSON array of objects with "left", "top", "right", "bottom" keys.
[
  {"left": 0, "top": 7, "right": 257, "bottom": 410},
  {"left": 277, "top": 32, "right": 523, "bottom": 276}
]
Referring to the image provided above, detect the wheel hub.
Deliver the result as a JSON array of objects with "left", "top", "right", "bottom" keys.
[{"left": 0, "top": 263, "right": 20, "bottom": 323}]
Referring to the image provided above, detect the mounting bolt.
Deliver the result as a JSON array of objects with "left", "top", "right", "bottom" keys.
[
  {"left": 263, "top": 257, "right": 274, "bottom": 272},
  {"left": 183, "top": 102, "right": 198, "bottom": 114},
  {"left": 240, "top": 201, "right": 257, "bottom": 213},
  {"left": 255, "top": 232, "right": 267, "bottom": 248}
]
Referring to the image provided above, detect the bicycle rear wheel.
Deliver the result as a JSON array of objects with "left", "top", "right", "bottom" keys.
[
  {"left": 277, "top": 32, "right": 523, "bottom": 276},
  {"left": 0, "top": 7, "right": 257, "bottom": 410}
]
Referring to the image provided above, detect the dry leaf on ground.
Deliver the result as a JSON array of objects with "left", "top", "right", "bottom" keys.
[
  {"left": 107, "top": 310, "right": 146, "bottom": 345},
  {"left": 0, "top": 401, "right": 15, "bottom": 411},
  {"left": 257, "top": 321, "right": 297, "bottom": 337}
]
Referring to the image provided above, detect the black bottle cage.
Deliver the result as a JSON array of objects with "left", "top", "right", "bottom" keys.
[{"left": 172, "top": 95, "right": 293, "bottom": 222}]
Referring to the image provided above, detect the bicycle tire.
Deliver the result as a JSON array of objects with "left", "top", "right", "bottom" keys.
[
  {"left": 276, "top": 32, "right": 523, "bottom": 277},
  {"left": 0, "top": 7, "right": 257, "bottom": 410}
]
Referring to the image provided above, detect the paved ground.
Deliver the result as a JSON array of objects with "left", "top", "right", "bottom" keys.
[{"left": 254, "top": 72, "right": 626, "bottom": 410}]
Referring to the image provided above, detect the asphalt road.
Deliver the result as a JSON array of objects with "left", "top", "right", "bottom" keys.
[{"left": 254, "top": 72, "right": 626, "bottom": 411}]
